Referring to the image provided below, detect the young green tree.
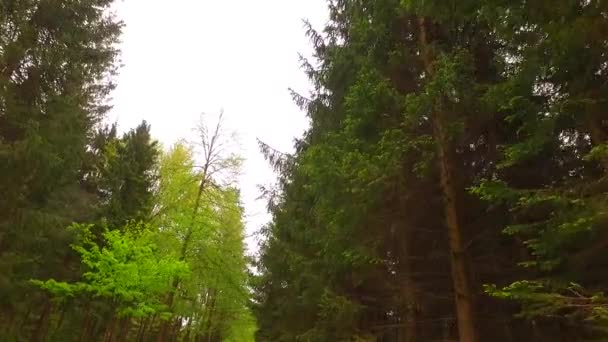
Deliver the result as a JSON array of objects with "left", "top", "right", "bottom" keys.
[
  {"left": 155, "top": 112, "right": 243, "bottom": 341},
  {"left": 33, "top": 222, "right": 189, "bottom": 341}
]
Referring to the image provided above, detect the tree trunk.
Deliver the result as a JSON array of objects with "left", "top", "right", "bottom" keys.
[
  {"left": 434, "top": 78, "right": 478, "bottom": 342},
  {"left": 202, "top": 289, "right": 217, "bottom": 341},
  {"left": 30, "top": 301, "right": 52, "bottom": 342},
  {"left": 79, "top": 303, "right": 92, "bottom": 342},
  {"left": 117, "top": 317, "right": 131, "bottom": 342},
  {"left": 20, "top": 301, "right": 35, "bottom": 333},
  {"left": 183, "top": 318, "right": 193, "bottom": 342},
  {"left": 402, "top": 276, "right": 417, "bottom": 342},
  {"left": 136, "top": 317, "right": 147, "bottom": 342},
  {"left": 147, "top": 314, "right": 158, "bottom": 341},
  {"left": 396, "top": 221, "right": 417, "bottom": 342},
  {"left": 159, "top": 178, "right": 208, "bottom": 342},
  {"left": 417, "top": 16, "right": 478, "bottom": 342},
  {"left": 103, "top": 307, "right": 120, "bottom": 342},
  {"left": 53, "top": 304, "right": 66, "bottom": 335},
  {"left": 4, "top": 307, "right": 16, "bottom": 337},
  {"left": 168, "top": 317, "right": 180, "bottom": 342}
]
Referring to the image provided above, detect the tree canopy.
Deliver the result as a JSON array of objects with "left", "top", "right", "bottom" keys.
[
  {"left": 3, "top": 0, "right": 608, "bottom": 341},
  {"left": 254, "top": 1, "right": 608, "bottom": 341}
]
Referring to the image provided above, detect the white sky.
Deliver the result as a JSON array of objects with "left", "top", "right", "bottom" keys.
[{"left": 108, "top": 0, "right": 328, "bottom": 254}]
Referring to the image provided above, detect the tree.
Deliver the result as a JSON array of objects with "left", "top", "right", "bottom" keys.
[
  {"left": 93, "top": 121, "right": 160, "bottom": 228},
  {"left": 254, "top": 1, "right": 539, "bottom": 341},
  {"left": 154, "top": 130, "right": 250, "bottom": 341},
  {"left": 33, "top": 222, "right": 189, "bottom": 341},
  {"left": 0, "top": 0, "right": 121, "bottom": 337},
  {"left": 470, "top": 0, "right": 608, "bottom": 337}
]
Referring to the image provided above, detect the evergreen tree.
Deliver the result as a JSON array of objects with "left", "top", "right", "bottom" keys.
[
  {"left": 95, "top": 121, "right": 160, "bottom": 227},
  {"left": 0, "top": 0, "right": 121, "bottom": 337}
]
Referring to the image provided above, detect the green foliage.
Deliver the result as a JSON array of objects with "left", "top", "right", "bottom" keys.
[
  {"left": 485, "top": 281, "right": 608, "bottom": 324},
  {"left": 256, "top": 0, "right": 608, "bottom": 341},
  {"left": 33, "top": 222, "right": 189, "bottom": 318},
  {"left": 3, "top": 0, "right": 608, "bottom": 340},
  {"left": 0, "top": 0, "right": 123, "bottom": 337},
  {"left": 0, "top": 0, "right": 257, "bottom": 340}
]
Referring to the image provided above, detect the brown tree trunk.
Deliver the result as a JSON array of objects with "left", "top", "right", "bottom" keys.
[
  {"left": 104, "top": 313, "right": 118, "bottom": 342},
  {"left": 136, "top": 317, "right": 147, "bottom": 342},
  {"left": 146, "top": 314, "right": 157, "bottom": 341},
  {"left": 20, "top": 301, "right": 35, "bottom": 332},
  {"left": 117, "top": 317, "right": 131, "bottom": 342},
  {"left": 438, "top": 142, "right": 477, "bottom": 342},
  {"left": 4, "top": 307, "right": 16, "bottom": 337},
  {"left": 79, "top": 306, "right": 91, "bottom": 342},
  {"left": 30, "top": 301, "right": 52, "bottom": 342},
  {"left": 402, "top": 278, "right": 417, "bottom": 342},
  {"left": 169, "top": 317, "right": 181, "bottom": 342},
  {"left": 396, "top": 221, "right": 417, "bottom": 342},
  {"left": 53, "top": 304, "right": 66, "bottom": 335},
  {"left": 417, "top": 17, "right": 478, "bottom": 342}
]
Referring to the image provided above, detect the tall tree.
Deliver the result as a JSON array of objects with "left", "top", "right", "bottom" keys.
[
  {"left": 254, "top": 1, "right": 533, "bottom": 341},
  {"left": 0, "top": 0, "right": 121, "bottom": 337},
  {"left": 154, "top": 113, "right": 245, "bottom": 342}
]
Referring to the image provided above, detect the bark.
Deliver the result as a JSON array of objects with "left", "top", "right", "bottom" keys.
[
  {"left": 417, "top": 17, "right": 478, "bottom": 342},
  {"left": 20, "top": 301, "right": 34, "bottom": 332},
  {"left": 79, "top": 303, "right": 92, "bottom": 342},
  {"left": 52, "top": 304, "right": 66, "bottom": 336},
  {"left": 402, "top": 277, "right": 417, "bottom": 342},
  {"left": 136, "top": 317, "right": 147, "bottom": 342},
  {"left": 103, "top": 313, "right": 118, "bottom": 342},
  {"left": 202, "top": 290, "right": 217, "bottom": 342},
  {"left": 117, "top": 317, "right": 131, "bottom": 342},
  {"left": 145, "top": 314, "right": 157, "bottom": 341},
  {"left": 396, "top": 222, "right": 417, "bottom": 342},
  {"left": 4, "top": 308, "right": 16, "bottom": 337},
  {"left": 168, "top": 317, "right": 180, "bottom": 342},
  {"left": 183, "top": 318, "right": 193, "bottom": 342},
  {"left": 30, "top": 300, "right": 52, "bottom": 342}
]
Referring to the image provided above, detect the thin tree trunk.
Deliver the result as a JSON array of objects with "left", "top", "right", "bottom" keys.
[
  {"left": 117, "top": 317, "right": 131, "bottom": 342},
  {"left": 146, "top": 314, "right": 157, "bottom": 341},
  {"left": 183, "top": 318, "right": 193, "bottom": 342},
  {"left": 104, "top": 307, "right": 119, "bottom": 342},
  {"left": 53, "top": 304, "right": 66, "bottom": 335},
  {"left": 79, "top": 303, "right": 92, "bottom": 342},
  {"left": 417, "top": 16, "right": 478, "bottom": 342},
  {"left": 434, "top": 75, "right": 478, "bottom": 342},
  {"left": 203, "top": 293, "right": 217, "bottom": 342},
  {"left": 402, "top": 276, "right": 417, "bottom": 342},
  {"left": 4, "top": 307, "right": 16, "bottom": 337},
  {"left": 30, "top": 300, "right": 52, "bottom": 342},
  {"left": 159, "top": 115, "right": 225, "bottom": 342},
  {"left": 20, "top": 301, "right": 35, "bottom": 333},
  {"left": 136, "top": 317, "right": 147, "bottom": 342},
  {"left": 396, "top": 221, "right": 417, "bottom": 342},
  {"left": 169, "top": 317, "right": 180, "bottom": 342}
]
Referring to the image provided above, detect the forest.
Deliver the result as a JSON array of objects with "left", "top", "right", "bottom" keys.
[
  {"left": 1, "top": 0, "right": 608, "bottom": 341},
  {"left": 0, "top": 0, "right": 253, "bottom": 341}
]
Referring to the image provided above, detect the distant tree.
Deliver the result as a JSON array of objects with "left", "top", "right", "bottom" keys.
[{"left": 96, "top": 121, "right": 160, "bottom": 228}]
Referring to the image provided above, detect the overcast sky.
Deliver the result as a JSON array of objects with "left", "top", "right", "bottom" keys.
[{"left": 108, "top": 0, "right": 328, "bottom": 254}]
